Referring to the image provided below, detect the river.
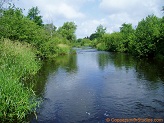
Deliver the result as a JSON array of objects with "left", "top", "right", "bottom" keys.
[{"left": 29, "top": 48, "right": 164, "bottom": 123}]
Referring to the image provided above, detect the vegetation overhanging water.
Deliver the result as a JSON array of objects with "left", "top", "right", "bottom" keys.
[{"left": 0, "top": 1, "right": 163, "bottom": 122}]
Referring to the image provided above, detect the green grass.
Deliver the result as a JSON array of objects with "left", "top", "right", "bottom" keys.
[{"left": 0, "top": 39, "right": 40, "bottom": 122}]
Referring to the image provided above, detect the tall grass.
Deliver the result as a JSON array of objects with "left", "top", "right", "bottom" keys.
[{"left": 0, "top": 39, "right": 40, "bottom": 122}]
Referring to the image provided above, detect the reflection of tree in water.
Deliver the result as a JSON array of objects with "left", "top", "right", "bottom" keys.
[
  {"left": 25, "top": 54, "right": 78, "bottom": 96},
  {"left": 135, "top": 59, "right": 164, "bottom": 83},
  {"left": 55, "top": 54, "right": 78, "bottom": 73},
  {"left": 97, "top": 51, "right": 164, "bottom": 87},
  {"left": 97, "top": 52, "right": 110, "bottom": 70},
  {"left": 24, "top": 61, "right": 59, "bottom": 96},
  {"left": 97, "top": 52, "right": 136, "bottom": 71},
  {"left": 108, "top": 52, "right": 136, "bottom": 71}
]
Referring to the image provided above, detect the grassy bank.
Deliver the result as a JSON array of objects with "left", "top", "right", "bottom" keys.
[{"left": 0, "top": 39, "right": 41, "bottom": 122}]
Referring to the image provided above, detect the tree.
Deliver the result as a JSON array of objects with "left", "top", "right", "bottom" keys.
[
  {"left": 0, "top": 7, "right": 48, "bottom": 49},
  {"left": 0, "top": 0, "right": 12, "bottom": 17},
  {"left": 135, "top": 15, "right": 161, "bottom": 57},
  {"left": 96, "top": 24, "right": 106, "bottom": 34},
  {"left": 120, "top": 23, "right": 135, "bottom": 53},
  {"left": 44, "top": 23, "right": 57, "bottom": 37},
  {"left": 120, "top": 23, "right": 134, "bottom": 34},
  {"left": 27, "top": 6, "right": 43, "bottom": 26},
  {"left": 57, "top": 22, "right": 77, "bottom": 42},
  {"left": 90, "top": 24, "right": 106, "bottom": 40},
  {"left": 0, "top": 0, "right": 11, "bottom": 9}
]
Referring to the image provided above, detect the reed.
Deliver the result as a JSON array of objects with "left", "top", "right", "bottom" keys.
[{"left": 0, "top": 39, "right": 40, "bottom": 122}]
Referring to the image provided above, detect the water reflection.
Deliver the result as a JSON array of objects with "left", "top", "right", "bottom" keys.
[
  {"left": 97, "top": 52, "right": 164, "bottom": 83},
  {"left": 30, "top": 49, "right": 164, "bottom": 123},
  {"left": 27, "top": 54, "right": 78, "bottom": 96}
]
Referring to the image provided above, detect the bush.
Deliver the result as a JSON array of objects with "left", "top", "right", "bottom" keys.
[
  {"left": 96, "top": 43, "right": 107, "bottom": 51},
  {"left": 0, "top": 39, "right": 40, "bottom": 122},
  {"left": 56, "top": 44, "right": 70, "bottom": 55}
]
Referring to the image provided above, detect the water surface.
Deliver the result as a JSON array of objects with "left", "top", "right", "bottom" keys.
[{"left": 30, "top": 48, "right": 164, "bottom": 123}]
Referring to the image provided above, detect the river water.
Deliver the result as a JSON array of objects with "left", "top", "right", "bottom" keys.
[{"left": 30, "top": 48, "right": 164, "bottom": 123}]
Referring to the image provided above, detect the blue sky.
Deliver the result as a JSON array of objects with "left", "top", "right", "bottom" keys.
[{"left": 13, "top": 0, "right": 164, "bottom": 38}]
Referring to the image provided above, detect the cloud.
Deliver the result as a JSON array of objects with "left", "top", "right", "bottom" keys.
[
  {"left": 14, "top": 0, "right": 85, "bottom": 20},
  {"left": 42, "top": 3, "right": 85, "bottom": 21},
  {"left": 13, "top": 0, "right": 163, "bottom": 38},
  {"left": 100, "top": 0, "right": 163, "bottom": 16},
  {"left": 99, "top": 0, "right": 164, "bottom": 34},
  {"left": 76, "top": 18, "right": 112, "bottom": 38}
]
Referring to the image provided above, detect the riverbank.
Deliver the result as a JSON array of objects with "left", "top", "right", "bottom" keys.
[{"left": 0, "top": 39, "right": 41, "bottom": 122}]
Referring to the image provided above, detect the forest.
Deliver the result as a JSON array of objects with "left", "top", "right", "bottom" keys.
[{"left": 0, "top": 0, "right": 163, "bottom": 122}]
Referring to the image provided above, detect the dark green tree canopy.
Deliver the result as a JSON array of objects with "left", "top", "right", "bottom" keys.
[
  {"left": 90, "top": 24, "right": 106, "bottom": 40},
  {"left": 27, "top": 6, "right": 43, "bottom": 26},
  {"left": 120, "top": 23, "right": 134, "bottom": 34},
  {"left": 57, "top": 22, "right": 77, "bottom": 42}
]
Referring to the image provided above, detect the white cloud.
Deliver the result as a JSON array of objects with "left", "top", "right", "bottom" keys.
[
  {"left": 42, "top": 3, "right": 85, "bottom": 21},
  {"left": 76, "top": 18, "right": 112, "bottom": 38},
  {"left": 14, "top": 0, "right": 85, "bottom": 20},
  {"left": 99, "top": 0, "right": 164, "bottom": 35},
  {"left": 100, "top": 0, "right": 163, "bottom": 17},
  {"left": 13, "top": 0, "right": 163, "bottom": 38}
]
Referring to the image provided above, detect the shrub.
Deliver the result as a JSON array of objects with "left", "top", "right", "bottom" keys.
[{"left": 96, "top": 43, "right": 107, "bottom": 51}]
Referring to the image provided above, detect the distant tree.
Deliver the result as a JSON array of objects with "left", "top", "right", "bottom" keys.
[
  {"left": 90, "top": 33, "right": 100, "bottom": 40},
  {"left": 90, "top": 24, "right": 106, "bottom": 40},
  {"left": 57, "top": 22, "right": 77, "bottom": 42},
  {"left": 27, "top": 6, "right": 43, "bottom": 26},
  {"left": 96, "top": 24, "right": 106, "bottom": 34},
  {"left": 44, "top": 23, "right": 57, "bottom": 37}
]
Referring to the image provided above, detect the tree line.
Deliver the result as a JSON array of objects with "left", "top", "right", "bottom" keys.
[
  {"left": 79, "top": 8, "right": 164, "bottom": 59},
  {"left": 0, "top": 5, "right": 77, "bottom": 58}
]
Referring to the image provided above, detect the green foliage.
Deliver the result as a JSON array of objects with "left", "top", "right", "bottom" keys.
[
  {"left": 92, "top": 15, "right": 163, "bottom": 59},
  {"left": 90, "top": 24, "right": 106, "bottom": 40},
  {"left": 56, "top": 44, "right": 70, "bottom": 55},
  {"left": 0, "top": 39, "right": 40, "bottom": 122},
  {"left": 0, "top": 6, "right": 77, "bottom": 59},
  {"left": 155, "top": 16, "right": 164, "bottom": 57},
  {"left": 96, "top": 42, "right": 107, "bottom": 51},
  {"left": 90, "top": 33, "right": 100, "bottom": 40},
  {"left": 101, "top": 32, "right": 123, "bottom": 52},
  {"left": 0, "top": 4, "right": 77, "bottom": 122},
  {"left": 120, "top": 23, "right": 136, "bottom": 53},
  {"left": 27, "top": 6, "right": 43, "bottom": 26},
  {"left": 135, "top": 15, "right": 161, "bottom": 57},
  {"left": 40, "top": 35, "right": 71, "bottom": 58},
  {"left": 44, "top": 23, "right": 57, "bottom": 37},
  {"left": 96, "top": 24, "right": 106, "bottom": 35},
  {"left": 57, "top": 22, "right": 77, "bottom": 42},
  {"left": 0, "top": 7, "right": 50, "bottom": 57},
  {"left": 80, "top": 38, "right": 92, "bottom": 47}
]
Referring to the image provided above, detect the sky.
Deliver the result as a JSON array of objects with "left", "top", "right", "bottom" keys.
[{"left": 13, "top": 0, "right": 164, "bottom": 38}]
